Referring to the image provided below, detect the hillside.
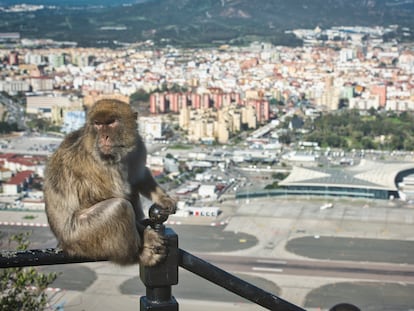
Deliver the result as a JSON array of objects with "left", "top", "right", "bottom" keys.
[{"left": 0, "top": 0, "right": 413, "bottom": 47}]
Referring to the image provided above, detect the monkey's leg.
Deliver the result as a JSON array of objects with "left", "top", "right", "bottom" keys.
[
  {"left": 140, "top": 228, "right": 167, "bottom": 266},
  {"left": 69, "top": 198, "right": 165, "bottom": 266}
]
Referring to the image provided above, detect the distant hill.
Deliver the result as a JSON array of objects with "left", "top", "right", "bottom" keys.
[{"left": 0, "top": 0, "right": 413, "bottom": 47}]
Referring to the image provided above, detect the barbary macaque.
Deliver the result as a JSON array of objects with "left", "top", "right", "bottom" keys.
[{"left": 44, "top": 99, "right": 176, "bottom": 266}]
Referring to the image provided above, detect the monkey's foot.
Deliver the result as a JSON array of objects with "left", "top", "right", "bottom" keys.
[{"left": 140, "top": 227, "right": 166, "bottom": 266}]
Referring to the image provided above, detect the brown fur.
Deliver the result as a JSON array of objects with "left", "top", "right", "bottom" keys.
[{"left": 44, "top": 99, "right": 176, "bottom": 266}]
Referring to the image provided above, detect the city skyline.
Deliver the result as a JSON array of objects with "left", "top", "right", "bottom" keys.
[
  {"left": 1, "top": 3, "right": 414, "bottom": 310},
  {"left": 1, "top": 25, "right": 414, "bottom": 139}
]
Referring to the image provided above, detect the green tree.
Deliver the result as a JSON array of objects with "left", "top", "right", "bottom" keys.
[
  {"left": 368, "top": 106, "right": 377, "bottom": 116},
  {"left": 26, "top": 118, "right": 60, "bottom": 133},
  {"left": 0, "top": 122, "right": 18, "bottom": 134},
  {"left": 304, "top": 110, "right": 414, "bottom": 151},
  {"left": 404, "top": 136, "right": 414, "bottom": 150},
  {"left": 130, "top": 88, "right": 150, "bottom": 102},
  {"left": 0, "top": 233, "right": 57, "bottom": 311},
  {"left": 278, "top": 132, "right": 292, "bottom": 145},
  {"left": 264, "top": 181, "right": 279, "bottom": 189},
  {"left": 361, "top": 136, "right": 376, "bottom": 149},
  {"left": 271, "top": 172, "right": 289, "bottom": 180}
]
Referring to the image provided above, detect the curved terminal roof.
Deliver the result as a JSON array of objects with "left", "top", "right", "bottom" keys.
[{"left": 279, "top": 159, "right": 414, "bottom": 191}]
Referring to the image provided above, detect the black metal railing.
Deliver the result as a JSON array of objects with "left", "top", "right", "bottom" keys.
[{"left": 0, "top": 205, "right": 360, "bottom": 311}]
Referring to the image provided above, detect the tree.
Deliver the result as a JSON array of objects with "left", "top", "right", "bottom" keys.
[
  {"left": 368, "top": 106, "right": 377, "bottom": 116},
  {"left": 264, "top": 181, "right": 279, "bottom": 189},
  {"left": 0, "top": 233, "right": 57, "bottom": 311},
  {"left": 403, "top": 136, "right": 414, "bottom": 150},
  {"left": 278, "top": 132, "right": 292, "bottom": 145},
  {"left": 303, "top": 110, "right": 414, "bottom": 151},
  {"left": 130, "top": 88, "right": 150, "bottom": 102},
  {"left": 271, "top": 172, "right": 289, "bottom": 180},
  {"left": 0, "top": 122, "right": 18, "bottom": 134},
  {"left": 361, "top": 136, "right": 376, "bottom": 150},
  {"left": 26, "top": 118, "right": 59, "bottom": 133}
]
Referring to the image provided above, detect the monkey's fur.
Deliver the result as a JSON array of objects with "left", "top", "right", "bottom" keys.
[{"left": 44, "top": 99, "right": 176, "bottom": 266}]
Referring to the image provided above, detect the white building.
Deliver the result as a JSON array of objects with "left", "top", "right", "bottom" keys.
[
  {"left": 138, "top": 116, "right": 164, "bottom": 141},
  {"left": 0, "top": 80, "right": 30, "bottom": 93},
  {"left": 198, "top": 185, "right": 217, "bottom": 199}
]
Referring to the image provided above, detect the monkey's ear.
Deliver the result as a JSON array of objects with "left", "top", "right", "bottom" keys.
[{"left": 134, "top": 112, "right": 138, "bottom": 120}]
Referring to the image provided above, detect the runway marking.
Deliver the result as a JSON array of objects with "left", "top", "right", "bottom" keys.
[
  {"left": 252, "top": 267, "right": 283, "bottom": 273},
  {"left": 0, "top": 221, "right": 49, "bottom": 227},
  {"left": 256, "top": 259, "right": 287, "bottom": 265}
]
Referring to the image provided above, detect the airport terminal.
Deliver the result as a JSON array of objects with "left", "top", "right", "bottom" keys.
[{"left": 237, "top": 159, "right": 414, "bottom": 200}]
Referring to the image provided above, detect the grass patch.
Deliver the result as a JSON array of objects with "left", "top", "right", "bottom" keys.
[{"left": 22, "top": 215, "right": 36, "bottom": 220}]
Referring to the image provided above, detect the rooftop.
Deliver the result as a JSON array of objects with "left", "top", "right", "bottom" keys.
[{"left": 279, "top": 159, "right": 414, "bottom": 191}]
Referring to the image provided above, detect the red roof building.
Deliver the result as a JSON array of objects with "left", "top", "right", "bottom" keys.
[{"left": 3, "top": 170, "right": 35, "bottom": 195}]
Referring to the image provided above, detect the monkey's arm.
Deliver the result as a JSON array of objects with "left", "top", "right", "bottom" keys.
[{"left": 136, "top": 167, "right": 176, "bottom": 215}]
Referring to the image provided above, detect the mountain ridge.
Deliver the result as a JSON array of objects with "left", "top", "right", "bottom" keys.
[{"left": 0, "top": 0, "right": 413, "bottom": 47}]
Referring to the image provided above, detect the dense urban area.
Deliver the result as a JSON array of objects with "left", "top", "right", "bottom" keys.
[
  {"left": 1, "top": 13, "right": 414, "bottom": 311},
  {"left": 1, "top": 24, "right": 414, "bottom": 203}
]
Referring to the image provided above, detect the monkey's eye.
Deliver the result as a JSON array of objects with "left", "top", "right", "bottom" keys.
[
  {"left": 107, "top": 119, "right": 119, "bottom": 128},
  {"left": 93, "top": 119, "right": 118, "bottom": 128}
]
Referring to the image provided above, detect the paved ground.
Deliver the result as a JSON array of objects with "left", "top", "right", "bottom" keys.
[{"left": 2, "top": 195, "right": 414, "bottom": 310}]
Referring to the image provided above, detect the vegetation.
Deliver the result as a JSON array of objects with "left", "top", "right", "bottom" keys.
[
  {"left": 0, "top": 233, "right": 57, "bottom": 311},
  {"left": 0, "top": 0, "right": 413, "bottom": 48},
  {"left": 265, "top": 172, "right": 289, "bottom": 189},
  {"left": 0, "top": 122, "right": 18, "bottom": 134},
  {"left": 130, "top": 88, "right": 150, "bottom": 103},
  {"left": 22, "top": 215, "right": 37, "bottom": 220},
  {"left": 26, "top": 118, "right": 61, "bottom": 133},
  {"left": 272, "top": 172, "right": 289, "bottom": 180},
  {"left": 302, "top": 109, "right": 414, "bottom": 151}
]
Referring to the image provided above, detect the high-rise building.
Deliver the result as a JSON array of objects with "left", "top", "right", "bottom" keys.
[
  {"left": 190, "top": 93, "right": 200, "bottom": 109},
  {"left": 8, "top": 51, "right": 19, "bottom": 66},
  {"left": 167, "top": 93, "right": 178, "bottom": 112},
  {"left": 138, "top": 116, "right": 164, "bottom": 141},
  {"left": 30, "top": 77, "right": 54, "bottom": 92},
  {"left": 250, "top": 100, "right": 270, "bottom": 124},
  {"left": 150, "top": 93, "right": 165, "bottom": 114},
  {"left": 179, "top": 105, "right": 190, "bottom": 130},
  {"left": 48, "top": 53, "right": 65, "bottom": 68},
  {"left": 370, "top": 85, "right": 387, "bottom": 108}
]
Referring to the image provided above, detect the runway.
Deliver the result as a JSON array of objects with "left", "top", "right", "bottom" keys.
[{"left": 1, "top": 220, "right": 414, "bottom": 310}]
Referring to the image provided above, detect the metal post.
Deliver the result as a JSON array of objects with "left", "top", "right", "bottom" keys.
[{"left": 140, "top": 204, "right": 179, "bottom": 311}]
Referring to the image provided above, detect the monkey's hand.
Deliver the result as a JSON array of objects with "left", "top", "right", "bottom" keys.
[
  {"left": 139, "top": 227, "right": 166, "bottom": 266},
  {"left": 154, "top": 193, "right": 177, "bottom": 216}
]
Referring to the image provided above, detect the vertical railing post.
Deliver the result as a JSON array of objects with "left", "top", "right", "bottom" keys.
[{"left": 140, "top": 204, "right": 179, "bottom": 311}]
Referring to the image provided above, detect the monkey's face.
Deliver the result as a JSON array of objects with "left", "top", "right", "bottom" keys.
[{"left": 87, "top": 100, "right": 138, "bottom": 163}]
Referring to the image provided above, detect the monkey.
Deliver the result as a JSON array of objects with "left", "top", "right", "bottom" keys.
[{"left": 43, "top": 99, "right": 176, "bottom": 266}]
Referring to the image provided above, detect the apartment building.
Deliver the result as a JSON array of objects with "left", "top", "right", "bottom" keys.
[{"left": 26, "top": 95, "right": 82, "bottom": 125}]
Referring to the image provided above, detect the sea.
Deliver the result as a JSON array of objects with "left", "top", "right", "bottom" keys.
[{"left": 0, "top": 0, "right": 148, "bottom": 7}]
